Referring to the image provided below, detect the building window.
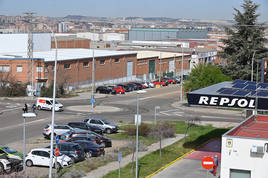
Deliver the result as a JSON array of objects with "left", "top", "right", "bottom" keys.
[
  {"left": 230, "top": 169, "right": 251, "bottom": 178},
  {"left": 64, "top": 64, "right": 71, "bottom": 69},
  {"left": 16, "top": 65, "right": 23, "bottom": 72},
  {"left": 45, "top": 65, "right": 48, "bottom": 72},
  {"left": 83, "top": 62, "right": 89, "bottom": 67},
  {"left": 0, "top": 65, "right": 10, "bottom": 72},
  {"left": 114, "top": 58, "right": 119, "bottom": 63},
  {"left": 100, "top": 60, "right": 105, "bottom": 65},
  {"left": 36, "top": 66, "right": 43, "bottom": 72}
]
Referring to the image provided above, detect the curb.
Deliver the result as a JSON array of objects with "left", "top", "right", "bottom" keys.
[
  {"left": 146, "top": 138, "right": 218, "bottom": 178},
  {"left": 146, "top": 149, "right": 195, "bottom": 178}
]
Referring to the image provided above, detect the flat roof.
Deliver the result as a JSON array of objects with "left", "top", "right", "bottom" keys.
[
  {"left": 226, "top": 115, "right": 268, "bottom": 139},
  {"left": 136, "top": 51, "right": 185, "bottom": 59},
  {"left": 0, "top": 49, "right": 137, "bottom": 62}
]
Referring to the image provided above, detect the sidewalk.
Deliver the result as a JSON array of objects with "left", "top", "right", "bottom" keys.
[{"left": 83, "top": 134, "right": 185, "bottom": 178}]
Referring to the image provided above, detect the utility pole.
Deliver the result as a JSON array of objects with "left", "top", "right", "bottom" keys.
[{"left": 24, "top": 12, "right": 35, "bottom": 96}]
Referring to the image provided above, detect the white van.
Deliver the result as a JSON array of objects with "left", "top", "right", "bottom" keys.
[{"left": 36, "top": 97, "right": 64, "bottom": 111}]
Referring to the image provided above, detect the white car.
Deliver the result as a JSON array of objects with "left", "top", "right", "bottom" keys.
[
  {"left": 146, "top": 81, "right": 155, "bottom": 88},
  {"left": 0, "top": 158, "right": 11, "bottom": 174},
  {"left": 25, "top": 148, "right": 72, "bottom": 169},
  {"left": 36, "top": 97, "right": 64, "bottom": 111},
  {"left": 43, "top": 123, "right": 73, "bottom": 139}
]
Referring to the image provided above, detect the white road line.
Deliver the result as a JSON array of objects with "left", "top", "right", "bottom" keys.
[
  {"left": 175, "top": 114, "right": 183, "bottom": 117},
  {"left": 139, "top": 91, "right": 179, "bottom": 101},
  {"left": 1, "top": 107, "right": 22, "bottom": 112},
  {"left": 201, "top": 115, "right": 227, "bottom": 119},
  {"left": 160, "top": 112, "right": 171, "bottom": 116},
  {"left": 0, "top": 118, "right": 46, "bottom": 131}
]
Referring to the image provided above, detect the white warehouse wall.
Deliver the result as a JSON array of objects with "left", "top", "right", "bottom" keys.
[
  {"left": 221, "top": 136, "right": 268, "bottom": 178},
  {"left": 0, "top": 33, "right": 51, "bottom": 53}
]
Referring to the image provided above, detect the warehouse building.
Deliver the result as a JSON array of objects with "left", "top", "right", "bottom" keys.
[{"left": 129, "top": 28, "right": 208, "bottom": 41}]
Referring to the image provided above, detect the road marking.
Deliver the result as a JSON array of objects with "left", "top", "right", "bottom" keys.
[
  {"left": 1, "top": 107, "right": 22, "bottom": 112},
  {"left": 201, "top": 115, "right": 227, "bottom": 119},
  {"left": 0, "top": 118, "right": 46, "bottom": 131},
  {"left": 139, "top": 91, "right": 180, "bottom": 101},
  {"left": 160, "top": 112, "right": 171, "bottom": 116},
  {"left": 175, "top": 114, "right": 183, "bottom": 117}
]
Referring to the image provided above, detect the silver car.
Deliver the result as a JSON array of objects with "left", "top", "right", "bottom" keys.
[
  {"left": 84, "top": 118, "right": 119, "bottom": 134},
  {"left": 43, "top": 123, "right": 72, "bottom": 139}
]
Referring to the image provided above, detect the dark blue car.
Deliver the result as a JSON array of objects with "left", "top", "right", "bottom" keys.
[{"left": 72, "top": 140, "right": 105, "bottom": 158}]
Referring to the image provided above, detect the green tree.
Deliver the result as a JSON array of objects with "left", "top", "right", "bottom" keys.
[
  {"left": 220, "top": 0, "right": 268, "bottom": 80},
  {"left": 183, "top": 63, "right": 231, "bottom": 92}
]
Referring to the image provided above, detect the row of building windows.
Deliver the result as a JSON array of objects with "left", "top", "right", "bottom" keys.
[{"left": 0, "top": 59, "right": 121, "bottom": 72}]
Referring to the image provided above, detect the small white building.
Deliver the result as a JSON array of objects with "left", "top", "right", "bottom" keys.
[{"left": 221, "top": 115, "right": 268, "bottom": 178}]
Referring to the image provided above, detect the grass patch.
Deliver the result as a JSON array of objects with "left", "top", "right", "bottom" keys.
[{"left": 103, "top": 122, "right": 230, "bottom": 178}]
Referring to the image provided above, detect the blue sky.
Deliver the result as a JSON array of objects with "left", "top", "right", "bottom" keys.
[{"left": 0, "top": 0, "right": 267, "bottom": 22}]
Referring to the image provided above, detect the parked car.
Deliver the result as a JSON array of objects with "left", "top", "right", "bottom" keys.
[
  {"left": 59, "top": 128, "right": 97, "bottom": 141},
  {"left": 0, "top": 155, "right": 11, "bottom": 174},
  {"left": 65, "top": 135, "right": 100, "bottom": 144},
  {"left": 84, "top": 118, "right": 119, "bottom": 134},
  {"left": 36, "top": 97, "right": 63, "bottom": 111},
  {"left": 126, "top": 83, "right": 137, "bottom": 90},
  {"left": 64, "top": 128, "right": 112, "bottom": 148},
  {"left": 67, "top": 122, "right": 103, "bottom": 135},
  {"left": 109, "top": 86, "right": 125, "bottom": 94},
  {"left": 25, "top": 148, "right": 72, "bottom": 169},
  {"left": 0, "top": 146, "right": 23, "bottom": 160},
  {"left": 129, "top": 82, "right": 143, "bottom": 90},
  {"left": 147, "top": 81, "right": 156, "bottom": 88},
  {"left": 72, "top": 140, "right": 105, "bottom": 158},
  {"left": 52, "top": 143, "right": 85, "bottom": 163},
  {"left": 43, "top": 123, "right": 72, "bottom": 139},
  {"left": 117, "top": 84, "right": 132, "bottom": 92},
  {"left": 162, "top": 77, "right": 175, "bottom": 84},
  {"left": 170, "top": 77, "right": 181, "bottom": 84},
  {"left": 0, "top": 151, "right": 22, "bottom": 173},
  {"left": 95, "top": 86, "right": 116, "bottom": 94},
  {"left": 152, "top": 80, "right": 167, "bottom": 86}
]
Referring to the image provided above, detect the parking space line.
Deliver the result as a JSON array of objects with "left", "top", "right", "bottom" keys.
[{"left": 160, "top": 112, "right": 171, "bottom": 116}]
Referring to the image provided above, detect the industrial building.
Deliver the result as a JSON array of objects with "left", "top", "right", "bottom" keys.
[
  {"left": 129, "top": 28, "right": 208, "bottom": 41},
  {"left": 221, "top": 115, "right": 268, "bottom": 178}
]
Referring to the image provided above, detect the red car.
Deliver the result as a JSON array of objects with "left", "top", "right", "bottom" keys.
[
  {"left": 111, "top": 86, "right": 125, "bottom": 94},
  {"left": 152, "top": 80, "right": 167, "bottom": 86},
  {"left": 162, "top": 77, "right": 176, "bottom": 84}
]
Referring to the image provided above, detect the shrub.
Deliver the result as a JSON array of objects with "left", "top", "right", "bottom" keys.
[
  {"left": 149, "top": 121, "right": 175, "bottom": 139},
  {"left": 125, "top": 123, "right": 152, "bottom": 137}
]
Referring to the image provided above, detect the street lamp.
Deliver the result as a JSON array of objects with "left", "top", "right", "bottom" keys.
[
  {"left": 154, "top": 106, "right": 160, "bottom": 125},
  {"left": 180, "top": 47, "right": 184, "bottom": 102},
  {"left": 42, "top": 24, "right": 58, "bottom": 178},
  {"left": 22, "top": 112, "right": 36, "bottom": 177},
  {"left": 135, "top": 90, "right": 146, "bottom": 178}
]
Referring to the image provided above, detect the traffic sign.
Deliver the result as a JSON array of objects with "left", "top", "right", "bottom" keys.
[
  {"left": 90, "top": 99, "right": 95, "bottom": 103},
  {"left": 201, "top": 157, "right": 215, "bottom": 170},
  {"left": 118, "top": 152, "right": 122, "bottom": 162},
  {"left": 55, "top": 148, "right": 60, "bottom": 157},
  {"left": 135, "top": 114, "right": 141, "bottom": 126},
  {"left": 55, "top": 135, "right": 59, "bottom": 144}
]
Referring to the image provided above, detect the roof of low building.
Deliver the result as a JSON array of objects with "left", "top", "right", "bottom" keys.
[
  {"left": 0, "top": 49, "right": 137, "bottom": 62},
  {"left": 225, "top": 115, "right": 268, "bottom": 139}
]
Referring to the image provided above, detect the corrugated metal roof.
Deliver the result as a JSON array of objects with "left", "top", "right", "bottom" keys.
[
  {"left": 0, "top": 49, "right": 137, "bottom": 62},
  {"left": 136, "top": 51, "right": 185, "bottom": 59}
]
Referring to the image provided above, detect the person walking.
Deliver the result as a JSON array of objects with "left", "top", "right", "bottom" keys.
[
  {"left": 213, "top": 155, "right": 219, "bottom": 176},
  {"left": 23, "top": 103, "right": 28, "bottom": 113},
  {"left": 32, "top": 103, "right": 36, "bottom": 114}
]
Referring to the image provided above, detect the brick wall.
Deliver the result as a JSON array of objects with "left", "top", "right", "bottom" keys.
[{"left": 51, "top": 39, "right": 90, "bottom": 49}]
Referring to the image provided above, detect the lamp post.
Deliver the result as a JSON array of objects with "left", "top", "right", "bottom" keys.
[
  {"left": 22, "top": 112, "right": 36, "bottom": 177},
  {"left": 135, "top": 90, "right": 146, "bottom": 178},
  {"left": 42, "top": 24, "right": 58, "bottom": 178},
  {"left": 180, "top": 47, "right": 184, "bottom": 102},
  {"left": 154, "top": 106, "right": 160, "bottom": 125}
]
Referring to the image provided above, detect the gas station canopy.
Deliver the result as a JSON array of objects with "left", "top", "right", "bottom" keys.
[{"left": 187, "top": 80, "right": 268, "bottom": 110}]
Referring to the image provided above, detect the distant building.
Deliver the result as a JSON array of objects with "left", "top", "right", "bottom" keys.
[
  {"left": 129, "top": 28, "right": 208, "bottom": 41},
  {"left": 58, "top": 22, "right": 67, "bottom": 33}
]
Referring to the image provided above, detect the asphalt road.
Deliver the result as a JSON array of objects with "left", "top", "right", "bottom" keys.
[{"left": 0, "top": 84, "right": 244, "bottom": 145}]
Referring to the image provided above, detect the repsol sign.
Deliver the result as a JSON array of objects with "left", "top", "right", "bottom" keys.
[
  {"left": 187, "top": 93, "right": 262, "bottom": 109},
  {"left": 198, "top": 96, "right": 255, "bottom": 108}
]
